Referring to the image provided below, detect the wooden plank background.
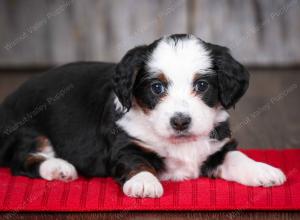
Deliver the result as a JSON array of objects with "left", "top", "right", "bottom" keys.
[{"left": 0, "top": 0, "right": 300, "bottom": 67}]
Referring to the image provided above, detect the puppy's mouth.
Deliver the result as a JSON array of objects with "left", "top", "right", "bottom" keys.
[{"left": 167, "top": 134, "right": 199, "bottom": 144}]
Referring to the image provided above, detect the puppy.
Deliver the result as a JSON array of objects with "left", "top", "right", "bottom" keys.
[{"left": 0, "top": 34, "right": 286, "bottom": 198}]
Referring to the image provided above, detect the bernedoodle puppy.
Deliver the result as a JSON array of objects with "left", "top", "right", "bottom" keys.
[{"left": 0, "top": 34, "right": 286, "bottom": 198}]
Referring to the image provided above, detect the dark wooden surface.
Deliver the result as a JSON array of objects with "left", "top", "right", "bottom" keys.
[{"left": 0, "top": 69, "right": 299, "bottom": 219}]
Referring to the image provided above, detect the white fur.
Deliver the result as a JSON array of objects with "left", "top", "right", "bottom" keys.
[
  {"left": 117, "top": 36, "right": 229, "bottom": 181},
  {"left": 123, "top": 171, "right": 163, "bottom": 198},
  {"left": 214, "top": 109, "right": 230, "bottom": 123},
  {"left": 218, "top": 151, "right": 286, "bottom": 187},
  {"left": 159, "top": 138, "right": 230, "bottom": 181},
  {"left": 147, "top": 35, "right": 212, "bottom": 78},
  {"left": 39, "top": 158, "right": 78, "bottom": 182}
]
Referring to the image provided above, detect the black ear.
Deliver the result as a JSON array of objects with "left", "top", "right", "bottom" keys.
[
  {"left": 208, "top": 43, "right": 250, "bottom": 109},
  {"left": 112, "top": 45, "right": 148, "bottom": 111}
]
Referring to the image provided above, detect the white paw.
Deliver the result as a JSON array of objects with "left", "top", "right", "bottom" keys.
[
  {"left": 243, "top": 162, "right": 287, "bottom": 187},
  {"left": 39, "top": 158, "right": 78, "bottom": 182},
  {"left": 220, "top": 151, "right": 286, "bottom": 187},
  {"left": 123, "top": 171, "right": 163, "bottom": 198}
]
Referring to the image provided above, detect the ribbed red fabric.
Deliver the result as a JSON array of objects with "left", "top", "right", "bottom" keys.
[{"left": 0, "top": 149, "right": 299, "bottom": 211}]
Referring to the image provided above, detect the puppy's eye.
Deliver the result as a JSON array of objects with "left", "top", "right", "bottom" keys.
[
  {"left": 151, "top": 82, "right": 165, "bottom": 95},
  {"left": 195, "top": 80, "right": 209, "bottom": 92}
]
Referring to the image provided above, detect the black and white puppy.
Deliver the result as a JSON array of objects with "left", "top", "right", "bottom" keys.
[{"left": 0, "top": 34, "right": 286, "bottom": 198}]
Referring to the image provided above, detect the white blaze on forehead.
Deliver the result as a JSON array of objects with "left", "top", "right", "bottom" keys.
[
  {"left": 143, "top": 36, "right": 216, "bottom": 133},
  {"left": 147, "top": 36, "right": 212, "bottom": 81}
]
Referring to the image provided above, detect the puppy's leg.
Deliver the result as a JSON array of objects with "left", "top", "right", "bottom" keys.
[
  {"left": 10, "top": 130, "right": 77, "bottom": 182},
  {"left": 30, "top": 137, "right": 78, "bottom": 182},
  {"left": 39, "top": 158, "right": 78, "bottom": 182},
  {"left": 217, "top": 151, "right": 286, "bottom": 187},
  {"left": 111, "top": 144, "right": 164, "bottom": 198}
]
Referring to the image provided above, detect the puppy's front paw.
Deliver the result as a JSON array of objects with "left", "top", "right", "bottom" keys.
[
  {"left": 220, "top": 151, "right": 287, "bottom": 187},
  {"left": 246, "top": 162, "right": 286, "bottom": 187},
  {"left": 39, "top": 158, "right": 78, "bottom": 182},
  {"left": 226, "top": 161, "right": 287, "bottom": 187},
  {"left": 123, "top": 171, "right": 163, "bottom": 198}
]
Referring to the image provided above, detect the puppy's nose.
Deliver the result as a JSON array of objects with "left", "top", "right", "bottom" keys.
[{"left": 170, "top": 113, "right": 191, "bottom": 131}]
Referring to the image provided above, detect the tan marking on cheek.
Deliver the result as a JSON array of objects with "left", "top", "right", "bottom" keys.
[
  {"left": 133, "top": 92, "right": 168, "bottom": 115},
  {"left": 133, "top": 97, "right": 151, "bottom": 115}
]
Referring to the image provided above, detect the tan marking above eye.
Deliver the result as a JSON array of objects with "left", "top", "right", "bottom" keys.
[{"left": 157, "top": 73, "right": 168, "bottom": 84}]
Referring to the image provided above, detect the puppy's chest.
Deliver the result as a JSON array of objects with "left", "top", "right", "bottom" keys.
[{"left": 157, "top": 141, "right": 211, "bottom": 181}]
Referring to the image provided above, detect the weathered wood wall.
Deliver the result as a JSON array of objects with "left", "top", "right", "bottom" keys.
[{"left": 0, "top": 0, "right": 299, "bottom": 67}]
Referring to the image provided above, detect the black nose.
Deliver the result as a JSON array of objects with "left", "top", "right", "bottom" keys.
[{"left": 170, "top": 113, "right": 191, "bottom": 131}]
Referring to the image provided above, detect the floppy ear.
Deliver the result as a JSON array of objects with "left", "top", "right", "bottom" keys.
[
  {"left": 208, "top": 44, "right": 250, "bottom": 109},
  {"left": 112, "top": 46, "right": 148, "bottom": 111}
]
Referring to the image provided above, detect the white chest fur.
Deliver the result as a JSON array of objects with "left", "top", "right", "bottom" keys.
[
  {"left": 132, "top": 137, "right": 228, "bottom": 181},
  {"left": 157, "top": 138, "right": 227, "bottom": 181},
  {"left": 159, "top": 141, "right": 208, "bottom": 181},
  {"left": 116, "top": 106, "right": 229, "bottom": 181}
]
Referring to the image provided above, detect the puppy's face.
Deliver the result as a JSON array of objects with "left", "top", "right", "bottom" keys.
[{"left": 113, "top": 34, "right": 249, "bottom": 144}]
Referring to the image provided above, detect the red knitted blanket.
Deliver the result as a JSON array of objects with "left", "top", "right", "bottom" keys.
[{"left": 0, "top": 149, "right": 299, "bottom": 211}]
